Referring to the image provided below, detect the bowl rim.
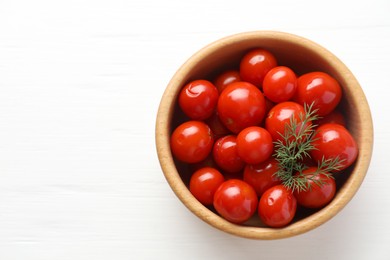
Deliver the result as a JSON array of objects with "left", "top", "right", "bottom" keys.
[{"left": 155, "top": 30, "right": 373, "bottom": 239}]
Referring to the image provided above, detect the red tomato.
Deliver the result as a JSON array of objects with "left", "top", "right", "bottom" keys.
[
  {"left": 236, "top": 126, "right": 274, "bottom": 164},
  {"left": 213, "top": 179, "right": 258, "bottom": 224},
  {"left": 217, "top": 81, "right": 266, "bottom": 133},
  {"left": 263, "top": 66, "right": 297, "bottom": 103},
  {"left": 258, "top": 185, "right": 297, "bottom": 227},
  {"left": 243, "top": 158, "right": 281, "bottom": 197},
  {"left": 264, "top": 97, "right": 275, "bottom": 117},
  {"left": 170, "top": 121, "right": 214, "bottom": 163},
  {"left": 213, "top": 70, "right": 241, "bottom": 93},
  {"left": 239, "top": 48, "right": 277, "bottom": 88},
  {"left": 294, "top": 167, "right": 336, "bottom": 208},
  {"left": 178, "top": 80, "right": 219, "bottom": 120},
  {"left": 310, "top": 123, "right": 358, "bottom": 171},
  {"left": 299, "top": 154, "right": 317, "bottom": 168},
  {"left": 265, "top": 101, "right": 307, "bottom": 142},
  {"left": 189, "top": 167, "right": 225, "bottom": 206},
  {"left": 317, "top": 110, "right": 346, "bottom": 127},
  {"left": 204, "top": 112, "right": 231, "bottom": 139},
  {"left": 295, "top": 72, "right": 342, "bottom": 116},
  {"left": 213, "top": 135, "right": 245, "bottom": 173}
]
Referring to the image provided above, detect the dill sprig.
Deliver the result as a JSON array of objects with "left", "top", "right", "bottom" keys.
[{"left": 273, "top": 103, "right": 344, "bottom": 193}]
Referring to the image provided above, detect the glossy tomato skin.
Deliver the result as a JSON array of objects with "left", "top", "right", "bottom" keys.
[
  {"left": 294, "top": 167, "right": 336, "bottom": 208},
  {"left": 239, "top": 48, "right": 277, "bottom": 88},
  {"left": 263, "top": 66, "right": 297, "bottom": 103},
  {"left": 213, "top": 135, "right": 245, "bottom": 173},
  {"left": 170, "top": 121, "right": 214, "bottom": 163},
  {"left": 217, "top": 81, "right": 266, "bottom": 134},
  {"left": 264, "top": 97, "right": 275, "bottom": 118},
  {"left": 213, "top": 70, "right": 241, "bottom": 93},
  {"left": 317, "top": 110, "right": 346, "bottom": 127},
  {"left": 213, "top": 179, "right": 258, "bottom": 224},
  {"left": 243, "top": 158, "right": 281, "bottom": 197},
  {"left": 265, "top": 101, "right": 307, "bottom": 142},
  {"left": 236, "top": 126, "right": 274, "bottom": 164},
  {"left": 310, "top": 123, "right": 358, "bottom": 171},
  {"left": 189, "top": 167, "right": 225, "bottom": 206},
  {"left": 178, "top": 80, "right": 219, "bottom": 120},
  {"left": 295, "top": 72, "right": 342, "bottom": 116},
  {"left": 205, "top": 112, "right": 230, "bottom": 139},
  {"left": 258, "top": 185, "right": 297, "bottom": 228}
]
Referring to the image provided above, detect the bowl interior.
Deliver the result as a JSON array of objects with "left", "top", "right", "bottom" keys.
[{"left": 156, "top": 31, "right": 373, "bottom": 239}]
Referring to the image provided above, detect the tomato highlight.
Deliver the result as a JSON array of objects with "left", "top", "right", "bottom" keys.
[{"left": 169, "top": 48, "right": 357, "bottom": 228}]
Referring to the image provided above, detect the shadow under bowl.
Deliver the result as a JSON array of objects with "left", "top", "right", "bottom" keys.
[{"left": 155, "top": 31, "right": 373, "bottom": 239}]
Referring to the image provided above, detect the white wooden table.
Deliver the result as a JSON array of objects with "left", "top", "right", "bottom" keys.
[{"left": 0, "top": 0, "right": 389, "bottom": 259}]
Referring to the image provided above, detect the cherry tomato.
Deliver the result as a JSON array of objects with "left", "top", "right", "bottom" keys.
[
  {"left": 239, "top": 48, "right": 277, "bottom": 88},
  {"left": 236, "top": 126, "right": 274, "bottom": 164},
  {"left": 217, "top": 81, "right": 266, "bottom": 133},
  {"left": 299, "top": 154, "right": 317, "bottom": 168},
  {"left": 205, "top": 112, "right": 230, "bottom": 139},
  {"left": 294, "top": 72, "right": 342, "bottom": 116},
  {"left": 264, "top": 97, "right": 275, "bottom": 117},
  {"left": 170, "top": 121, "right": 214, "bottom": 163},
  {"left": 265, "top": 101, "right": 307, "bottom": 142},
  {"left": 310, "top": 123, "right": 358, "bottom": 171},
  {"left": 213, "top": 179, "right": 258, "bottom": 224},
  {"left": 317, "top": 110, "right": 346, "bottom": 127},
  {"left": 178, "top": 80, "right": 219, "bottom": 120},
  {"left": 294, "top": 167, "right": 336, "bottom": 208},
  {"left": 189, "top": 167, "right": 225, "bottom": 206},
  {"left": 243, "top": 158, "right": 281, "bottom": 197},
  {"left": 263, "top": 66, "right": 297, "bottom": 103},
  {"left": 213, "top": 135, "right": 245, "bottom": 173},
  {"left": 258, "top": 185, "right": 297, "bottom": 228},
  {"left": 213, "top": 70, "right": 241, "bottom": 93}
]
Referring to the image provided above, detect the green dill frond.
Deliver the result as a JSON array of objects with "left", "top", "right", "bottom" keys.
[{"left": 272, "top": 102, "right": 343, "bottom": 193}]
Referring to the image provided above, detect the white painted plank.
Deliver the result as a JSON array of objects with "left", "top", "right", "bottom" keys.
[{"left": 0, "top": 0, "right": 389, "bottom": 259}]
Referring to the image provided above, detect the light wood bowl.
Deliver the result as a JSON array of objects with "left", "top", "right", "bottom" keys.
[{"left": 155, "top": 31, "right": 373, "bottom": 239}]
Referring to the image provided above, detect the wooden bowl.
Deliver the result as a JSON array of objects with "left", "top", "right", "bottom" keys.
[{"left": 155, "top": 31, "right": 373, "bottom": 239}]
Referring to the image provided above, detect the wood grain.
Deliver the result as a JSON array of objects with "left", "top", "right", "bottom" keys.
[{"left": 156, "top": 31, "right": 373, "bottom": 239}]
